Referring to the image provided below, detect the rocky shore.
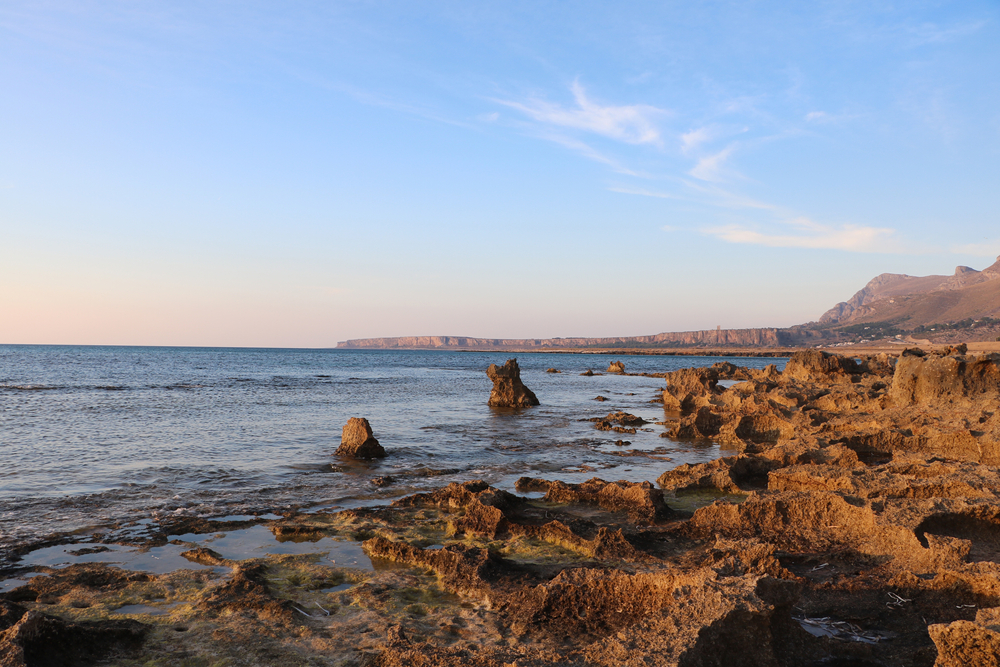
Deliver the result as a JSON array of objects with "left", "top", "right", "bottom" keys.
[{"left": 4, "top": 349, "right": 1000, "bottom": 665}]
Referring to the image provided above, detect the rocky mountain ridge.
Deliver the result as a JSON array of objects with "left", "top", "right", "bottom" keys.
[{"left": 819, "top": 256, "right": 1000, "bottom": 326}]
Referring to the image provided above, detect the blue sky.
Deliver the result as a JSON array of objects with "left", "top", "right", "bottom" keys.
[{"left": 2, "top": 1, "right": 998, "bottom": 346}]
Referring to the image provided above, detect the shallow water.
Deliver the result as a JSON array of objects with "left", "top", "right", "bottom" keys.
[{"left": 0, "top": 345, "right": 785, "bottom": 564}]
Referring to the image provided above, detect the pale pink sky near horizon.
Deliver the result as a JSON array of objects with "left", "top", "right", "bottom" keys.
[{"left": 3, "top": 1, "right": 998, "bottom": 347}]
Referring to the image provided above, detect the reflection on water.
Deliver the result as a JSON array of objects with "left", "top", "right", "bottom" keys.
[
  {"left": 0, "top": 524, "right": 373, "bottom": 590},
  {"left": 0, "top": 346, "right": 785, "bottom": 561},
  {"left": 113, "top": 602, "right": 180, "bottom": 616},
  {"left": 11, "top": 542, "right": 224, "bottom": 575},
  {"left": 168, "top": 525, "right": 372, "bottom": 570}
]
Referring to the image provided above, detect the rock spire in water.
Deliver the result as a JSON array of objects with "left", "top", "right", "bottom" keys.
[
  {"left": 336, "top": 417, "right": 386, "bottom": 458},
  {"left": 486, "top": 359, "right": 539, "bottom": 408}
]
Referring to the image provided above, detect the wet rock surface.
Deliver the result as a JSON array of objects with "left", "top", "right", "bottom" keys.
[
  {"left": 6, "top": 349, "right": 1000, "bottom": 665},
  {"left": 589, "top": 410, "right": 650, "bottom": 435},
  {"left": 337, "top": 417, "right": 387, "bottom": 459},
  {"left": 486, "top": 358, "right": 540, "bottom": 407}
]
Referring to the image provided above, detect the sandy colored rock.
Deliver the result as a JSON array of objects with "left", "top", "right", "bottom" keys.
[
  {"left": 515, "top": 477, "right": 670, "bottom": 523},
  {"left": 486, "top": 359, "right": 539, "bottom": 407},
  {"left": 336, "top": 416, "right": 386, "bottom": 458},
  {"left": 781, "top": 349, "right": 860, "bottom": 383},
  {"left": 890, "top": 352, "right": 1000, "bottom": 407},
  {"left": 662, "top": 366, "right": 721, "bottom": 412},
  {"left": 607, "top": 360, "right": 625, "bottom": 373},
  {"left": 929, "top": 617, "right": 1000, "bottom": 667},
  {"left": 657, "top": 455, "right": 777, "bottom": 493}
]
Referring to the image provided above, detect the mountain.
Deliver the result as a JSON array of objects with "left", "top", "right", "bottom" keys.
[{"left": 818, "top": 256, "right": 1000, "bottom": 329}]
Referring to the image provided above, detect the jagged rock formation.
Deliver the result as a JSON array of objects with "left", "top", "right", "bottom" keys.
[
  {"left": 929, "top": 609, "right": 1000, "bottom": 667},
  {"left": 336, "top": 417, "right": 386, "bottom": 458},
  {"left": 486, "top": 359, "right": 539, "bottom": 407},
  {"left": 607, "top": 360, "right": 625, "bottom": 373}
]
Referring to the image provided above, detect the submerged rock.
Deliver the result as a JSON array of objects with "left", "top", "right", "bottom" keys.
[
  {"left": 336, "top": 417, "right": 386, "bottom": 459},
  {"left": 486, "top": 359, "right": 539, "bottom": 408},
  {"left": 591, "top": 411, "right": 649, "bottom": 434}
]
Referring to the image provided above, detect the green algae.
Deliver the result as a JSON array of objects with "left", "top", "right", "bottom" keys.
[{"left": 667, "top": 488, "right": 747, "bottom": 513}]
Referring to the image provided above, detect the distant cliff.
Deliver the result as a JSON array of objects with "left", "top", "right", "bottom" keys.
[
  {"left": 337, "top": 328, "right": 787, "bottom": 350},
  {"left": 336, "top": 256, "right": 1000, "bottom": 351}
]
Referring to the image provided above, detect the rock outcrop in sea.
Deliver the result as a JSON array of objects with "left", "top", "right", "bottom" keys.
[
  {"left": 336, "top": 417, "right": 386, "bottom": 459},
  {"left": 486, "top": 359, "right": 539, "bottom": 407}
]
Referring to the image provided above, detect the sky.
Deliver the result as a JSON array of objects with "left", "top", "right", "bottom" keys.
[{"left": 1, "top": 1, "right": 999, "bottom": 347}]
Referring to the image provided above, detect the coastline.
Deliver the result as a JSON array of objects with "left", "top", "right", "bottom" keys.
[
  {"left": 4, "top": 348, "right": 1000, "bottom": 665},
  {"left": 410, "top": 340, "right": 1000, "bottom": 356}
]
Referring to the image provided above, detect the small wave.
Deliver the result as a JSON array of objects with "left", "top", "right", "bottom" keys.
[
  {"left": 94, "top": 385, "right": 128, "bottom": 391},
  {"left": 0, "top": 384, "right": 65, "bottom": 391}
]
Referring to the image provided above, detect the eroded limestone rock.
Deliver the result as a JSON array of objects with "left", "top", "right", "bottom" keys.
[
  {"left": 781, "top": 349, "right": 861, "bottom": 383},
  {"left": 336, "top": 417, "right": 386, "bottom": 459},
  {"left": 662, "top": 366, "right": 721, "bottom": 412},
  {"left": 486, "top": 359, "right": 539, "bottom": 407}
]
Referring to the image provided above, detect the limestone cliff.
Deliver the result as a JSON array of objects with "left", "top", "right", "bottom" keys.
[{"left": 337, "top": 328, "right": 787, "bottom": 350}]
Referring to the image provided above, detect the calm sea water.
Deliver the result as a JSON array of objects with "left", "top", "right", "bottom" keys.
[{"left": 0, "top": 345, "right": 785, "bottom": 562}]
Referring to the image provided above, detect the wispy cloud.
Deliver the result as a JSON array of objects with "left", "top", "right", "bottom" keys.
[
  {"left": 704, "top": 218, "right": 897, "bottom": 252},
  {"left": 289, "top": 70, "right": 476, "bottom": 129},
  {"left": 542, "top": 135, "right": 645, "bottom": 176},
  {"left": 681, "top": 180, "right": 780, "bottom": 211},
  {"left": 680, "top": 127, "right": 713, "bottom": 154},
  {"left": 495, "top": 81, "right": 668, "bottom": 146},
  {"left": 689, "top": 145, "right": 736, "bottom": 182},
  {"left": 804, "top": 110, "right": 864, "bottom": 125},
  {"left": 607, "top": 186, "right": 678, "bottom": 200}
]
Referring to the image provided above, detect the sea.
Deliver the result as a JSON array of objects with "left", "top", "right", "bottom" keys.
[{"left": 0, "top": 345, "right": 786, "bottom": 568}]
